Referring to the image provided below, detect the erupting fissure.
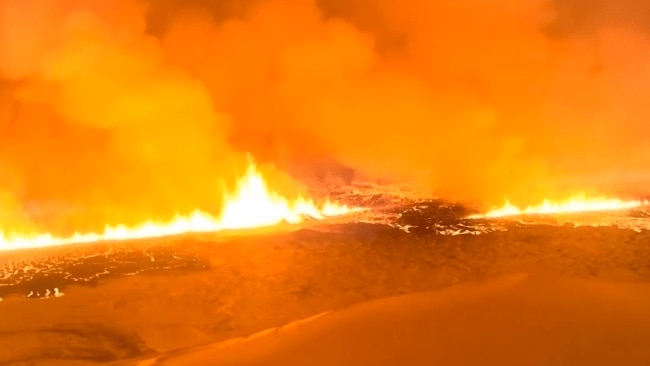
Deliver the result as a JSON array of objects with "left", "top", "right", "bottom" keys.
[
  {"left": 0, "top": 161, "right": 360, "bottom": 251},
  {"left": 469, "top": 195, "right": 650, "bottom": 219}
]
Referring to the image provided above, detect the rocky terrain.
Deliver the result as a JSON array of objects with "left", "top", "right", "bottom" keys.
[{"left": 0, "top": 184, "right": 649, "bottom": 364}]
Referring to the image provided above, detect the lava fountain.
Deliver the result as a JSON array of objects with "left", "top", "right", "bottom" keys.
[
  {"left": 468, "top": 194, "right": 649, "bottom": 219},
  {"left": 0, "top": 160, "right": 360, "bottom": 251}
]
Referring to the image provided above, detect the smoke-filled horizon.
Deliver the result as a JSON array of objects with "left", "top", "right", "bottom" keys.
[{"left": 1, "top": 0, "right": 649, "bottom": 234}]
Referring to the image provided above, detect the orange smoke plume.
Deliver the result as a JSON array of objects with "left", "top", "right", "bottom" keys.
[{"left": 1, "top": 0, "right": 649, "bottom": 237}]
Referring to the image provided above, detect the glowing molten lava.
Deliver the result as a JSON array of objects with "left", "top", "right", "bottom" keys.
[
  {"left": 0, "top": 162, "right": 358, "bottom": 251},
  {"left": 469, "top": 194, "right": 649, "bottom": 219}
]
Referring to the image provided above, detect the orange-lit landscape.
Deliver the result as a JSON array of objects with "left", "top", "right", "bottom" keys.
[{"left": 1, "top": 0, "right": 650, "bottom": 365}]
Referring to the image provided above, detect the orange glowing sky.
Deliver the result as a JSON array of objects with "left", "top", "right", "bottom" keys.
[{"left": 0, "top": 0, "right": 649, "bottom": 236}]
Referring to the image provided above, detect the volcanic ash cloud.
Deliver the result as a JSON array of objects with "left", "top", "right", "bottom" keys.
[{"left": 1, "top": 0, "right": 649, "bottom": 235}]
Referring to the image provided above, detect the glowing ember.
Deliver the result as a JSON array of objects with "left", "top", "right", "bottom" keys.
[
  {"left": 0, "top": 161, "right": 360, "bottom": 251},
  {"left": 468, "top": 194, "right": 649, "bottom": 219}
]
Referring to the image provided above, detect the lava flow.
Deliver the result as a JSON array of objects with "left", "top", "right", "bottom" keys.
[
  {"left": 468, "top": 194, "right": 649, "bottom": 219},
  {"left": 0, "top": 161, "right": 358, "bottom": 251}
]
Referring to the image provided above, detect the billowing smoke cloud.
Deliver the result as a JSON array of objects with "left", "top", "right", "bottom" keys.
[
  {"left": 1, "top": 0, "right": 648, "bottom": 234},
  {"left": 0, "top": 0, "right": 250, "bottom": 234}
]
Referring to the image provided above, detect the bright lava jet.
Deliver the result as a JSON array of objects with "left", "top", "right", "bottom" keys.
[
  {"left": 0, "top": 160, "right": 359, "bottom": 251},
  {"left": 469, "top": 195, "right": 650, "bottom": 219}
]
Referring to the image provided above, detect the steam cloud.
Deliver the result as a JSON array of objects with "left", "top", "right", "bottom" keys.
[{"left": 0, "top": 0, "right": 648, "bottom": 234}]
